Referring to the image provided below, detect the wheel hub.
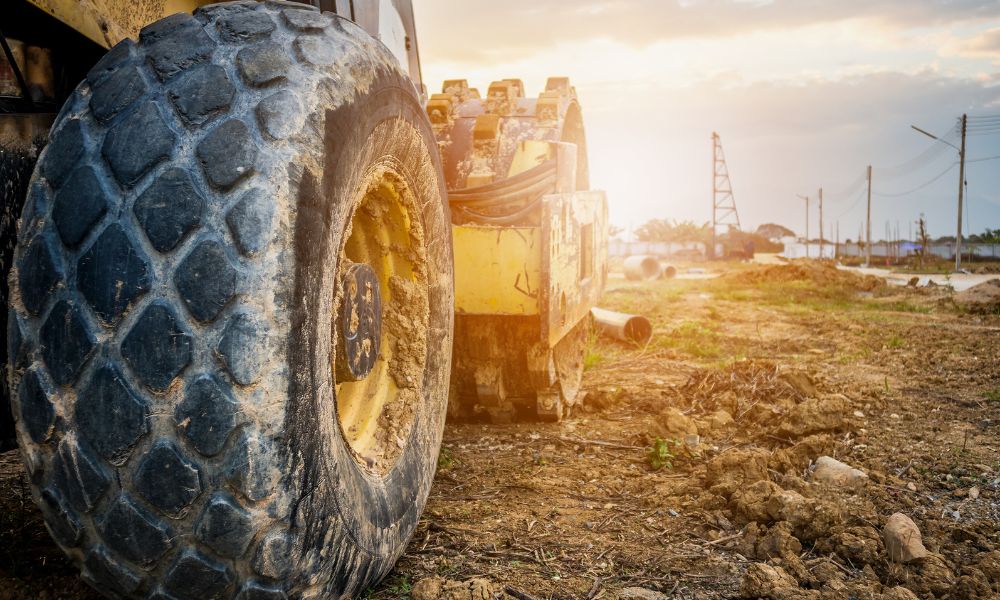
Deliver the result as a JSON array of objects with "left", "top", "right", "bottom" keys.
[{"left": 336, "top": 262, "right": 382, "bottom": 382}]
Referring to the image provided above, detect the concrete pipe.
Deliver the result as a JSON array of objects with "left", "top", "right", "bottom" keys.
[
  {"left": 623, "top": 255, "right": 662, "bottom": 281},
  {"left": 591, "top": 307, "right": 653, "bottom": 345},
  {"left": 660, "top": 264, "right": 677, "bottom": 279}
]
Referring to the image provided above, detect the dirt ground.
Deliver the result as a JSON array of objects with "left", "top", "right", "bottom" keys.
[{"left": 2, "top": 261, "right": 998, "bottom": 599}]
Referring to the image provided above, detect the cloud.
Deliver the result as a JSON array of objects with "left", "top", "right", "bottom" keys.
[
  {"left": 959, "top": 27, "right": 1000, "bottom": 64},
  {"left": 580, "top": 71, "right": 1000, "bottom": 237},
  {"left": 416, "top": 0, "right": 1000, "bottom": 61}
]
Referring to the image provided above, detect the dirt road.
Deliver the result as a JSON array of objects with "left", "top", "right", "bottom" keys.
[{"left": 2, "top": 262, "right": 997, "bottom": 599}]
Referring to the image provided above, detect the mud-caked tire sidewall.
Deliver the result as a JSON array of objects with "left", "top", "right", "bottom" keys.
[
  {"left": 285, "top": 69, "right": 453, "bottom": 590},
  {"left": 6, "top": 4, "right": 452, "bottom": 598}
]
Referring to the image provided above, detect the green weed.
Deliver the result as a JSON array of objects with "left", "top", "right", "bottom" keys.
[
  {"left": 647, "top": 437, "right": 676, "bottom": 471},
  {"left": 584, "top": 328, "right": 605, "bottom": 370},
  {"left": 437, "top": 447, "right": 454, "bottom": 470}
]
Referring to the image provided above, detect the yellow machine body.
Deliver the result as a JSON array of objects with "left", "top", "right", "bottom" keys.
[
  {"left": 453, "top": 190, "right": 607, "bottom": 347},
  {"left": 25, "top": 0, "right": 209, "bottom": 48}
]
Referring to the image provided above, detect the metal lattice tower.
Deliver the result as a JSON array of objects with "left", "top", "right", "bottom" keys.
[{"left": 711, "top": 132, "right": 741, "bottom": 258}]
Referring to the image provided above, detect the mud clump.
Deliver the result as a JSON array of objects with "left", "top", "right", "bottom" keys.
[
  {"left": 705, "top": 448, "right": 770, "bottom": 497},
  {"left": 815, "top": 525, "right": 884, "bottom": 565},
  {"left": 738, "top": 563, "right": 811, "bottom": 600},
  {"left": 776, "top": 394, "right": 850, "bottom": 438},
  {"left": 411, "top": 577, "right": 496, "bottom": 600},
  {"left": 656, "top": 407, "right": 698, "bottom": 440}
]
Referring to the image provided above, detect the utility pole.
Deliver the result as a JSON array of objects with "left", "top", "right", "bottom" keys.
[
  {"left": 818, "top": 187, "right": 824, "bottom": 259},
  {"left": 797, "top": 195, "right": 810, "bottom": 258},
  {"left": 955, "top": 114, "right": 967, "bottom": 271},
  {"left": 865, "top": 165, "right": 872, "bottom": 267},
  {"left": 912, "top": 116, "right": 968, "bottom": 271}
]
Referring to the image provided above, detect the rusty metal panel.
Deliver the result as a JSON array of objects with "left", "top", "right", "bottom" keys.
[{"left": 541, "top": 190, "right": 608, "bottom": 346}]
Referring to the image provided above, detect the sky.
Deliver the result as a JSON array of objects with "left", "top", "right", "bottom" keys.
[{"left": 413, "top": 0, "right": 1000, "bottom": 240}]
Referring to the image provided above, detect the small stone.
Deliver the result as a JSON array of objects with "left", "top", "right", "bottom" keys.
[
  {"left": 890, "top": 413, "right": 901, "bottom": 419},
  {"left": 811, "top": 456, "right": 868, "bottom": 489},
  {"left": 883, "top": 513, "right": 929, "bottom": 563},
  {"left": 906, "top": 482, "right": 917, "bottom": 492},
  {"left": 968, "top": 486, "right": 980, "bottom": 500}
]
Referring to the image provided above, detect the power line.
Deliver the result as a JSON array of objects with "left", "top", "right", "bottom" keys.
[
  {"left": 832, "top": 186, "right": 868, "bottom": 220},
  {"left": 872, "top": 122, "right": 960, "bottom": 178},
  {"left": 828, "top": 168, "right": 869, "bottom": 200},
  {"left": 967, "top": 154, "right": 1000, "bottom": 163},
  {"left": 872, "top": 162, "right": 958, "bottom": 198}
]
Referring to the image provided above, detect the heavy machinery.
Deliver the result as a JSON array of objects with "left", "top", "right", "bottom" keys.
[{"left": 1, "top": 1, "right": 607, "bottom": 597}]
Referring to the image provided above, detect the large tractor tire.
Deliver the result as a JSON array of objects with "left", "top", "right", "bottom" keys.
[{"left": 6, "top": 2, "right": 453, "bottom": 598}]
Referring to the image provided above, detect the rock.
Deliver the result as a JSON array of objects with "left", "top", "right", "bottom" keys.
[
  {"left": 881, "top": 586, "right": 919, "bottom": 600},
  {"left": 968, "top": 486, "right": 980, "bottom": 500},
  {"left": 906, "top": 276, "right": 919, "bottom": 287},
  {"left": 738, "top": 563, "right": 815, "bottom": 599},
  {"left": 777, "top": 395, "right": 849, "bottom": 438},
  {"left": 619, "top": 587, "right": 670, "bottom": 600},
  {"left": 411, "top": 577, "right": 446, "bottom": 600},
  {"left": 811, "top": 456, "right": 868, "bottom": 489},
  {"left": 906, "top": 482, "right": 916, "bottom": 492},
  {"left": 705, "top": 448, "right": 770, "bottom": 497},
  {"left": 657, "top": 407, "right": 697, "bottom": 440},
  {"left": 883, "top": 513, "right": 929, "bottom": 563}
]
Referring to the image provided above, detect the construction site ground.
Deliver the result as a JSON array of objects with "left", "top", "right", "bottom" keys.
[{"left": 2, "top": 261, "right": 998, "bottom": 600}]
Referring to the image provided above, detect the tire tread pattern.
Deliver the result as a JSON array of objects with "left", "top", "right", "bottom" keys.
[{"left": 6, "top": 4, "right": 406, "bottom": 597}]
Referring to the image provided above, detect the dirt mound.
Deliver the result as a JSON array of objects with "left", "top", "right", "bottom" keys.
[
  {"left": 955, "top": 278, "right": 1000, "bottom": 313},
  {"left": 725, "top": 261, "right": 884, "bottom": 291}
]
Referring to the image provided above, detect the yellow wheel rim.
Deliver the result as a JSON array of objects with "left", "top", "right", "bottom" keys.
[{"left": 335, "top": 164, "right": 428, "bottom": 476}]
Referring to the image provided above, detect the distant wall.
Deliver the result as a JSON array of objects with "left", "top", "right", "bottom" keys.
[
  {"left": 835, "top": 242, "right": 1000, "bottom": 259},
  {"left": 609, "top": 241, "right": 719, "bottom": 259}
]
